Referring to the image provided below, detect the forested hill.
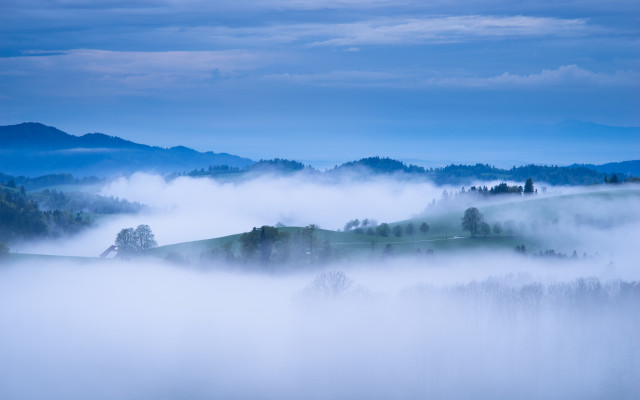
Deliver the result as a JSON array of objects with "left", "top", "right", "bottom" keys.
[
  {"left": 328, "top": 157, "right": 632, "bottom": 185},
  {"left": 181, "top": 156, "right": 635, "bottom": 185},
  {"left": 568, "top": 160, "right": 640, "bottom": 178},
  {"left": 427, "top": 163, "right": 607, "bottom": 185},
  {"left": 0, "top": 122, "right": 254, "bottom": 177}
]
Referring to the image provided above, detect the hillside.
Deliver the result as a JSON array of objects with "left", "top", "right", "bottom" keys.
[
  {"left": 149, "top": 188, "right": 640, "bottom": 265},
  {"left": 569, "top": 160, "right": 640, "bottom": 178},
  {"left": 0, "top": 123, "right": 254, "bottom": 177}
]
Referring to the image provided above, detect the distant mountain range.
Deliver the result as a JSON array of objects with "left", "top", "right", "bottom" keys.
[
  {"left": 0, "top": 123, "right": 254, "bottom": 177},
  {"left": 1, "top": 122, "right": 638, "bottom": 184}
]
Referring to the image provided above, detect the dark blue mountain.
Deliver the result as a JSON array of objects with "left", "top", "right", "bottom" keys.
[
  {"left": 0, "top": 122, "right": 254, "bottom": 177},
  {"left": 569, "top": 160, "right": 640, "bottom": 178}
]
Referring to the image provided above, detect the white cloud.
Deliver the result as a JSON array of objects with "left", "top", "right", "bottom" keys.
[
  {"left": 307, "top": 15, "right": 591, "bottom": 47},
  {"left": 156, "top": 15, "right": 593, "bottom": 48}
]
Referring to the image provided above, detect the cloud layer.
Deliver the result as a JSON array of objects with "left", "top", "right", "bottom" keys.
[{"left": 1, "top": 254, "right": 638, "bottom": 399}]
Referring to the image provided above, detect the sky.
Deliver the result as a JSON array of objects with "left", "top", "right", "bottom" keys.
[{"left": 1, "top": 0, "right": 639, "bottom": 167}]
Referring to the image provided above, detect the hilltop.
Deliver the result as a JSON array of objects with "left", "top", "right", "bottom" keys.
[{"left": 0, "top": 122, "right": 254, "bottom": 177}]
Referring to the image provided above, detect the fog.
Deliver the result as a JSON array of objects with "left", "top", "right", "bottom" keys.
[
  {"left": 4, "top": 174, "right": 640, "bottom": 399},
  {"left": 18, "top": 172, "right": 639, "bottom": 258},
  {"left": 1, "top": 254, "right": 638, "bottom": 399},
  {"left": 20, "top": 173, "right": 453, "bottom": 256}
]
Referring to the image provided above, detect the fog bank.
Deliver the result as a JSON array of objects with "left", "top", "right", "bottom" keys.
[
  {"left": 18, "top": 173, "right": 640, "bottom": 258},
  {"left": 1, "top": 256, "right": 638, "bottom": 399}
]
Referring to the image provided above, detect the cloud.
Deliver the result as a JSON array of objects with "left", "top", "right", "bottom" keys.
[
  {"left": 21, "top": 173, "right": 447, "bottom": 256},
  {"left": 263, "top": 70, "right": 405, "bottom": 86},
  {"left": 148, "top": 15, "right": 594, "bottom": 48},
  {"left": 0, "top": 49, "right": 269, "bottom": 88},
  {"left": 307, "top": 15, "right": 592, "bottom": 47},
  {"left": 425, "top": 64, "right": 640, "bottom": 88},
  {"left": 6, "top": 0, "right": 639, "bottom": 13},
  {"left": 262, "top": 65, "right": 640, "bottom": 89},
  {"left": 1, "top": 250, "right": 638, "bottom": 399}
]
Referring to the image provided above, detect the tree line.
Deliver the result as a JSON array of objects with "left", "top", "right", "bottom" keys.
[
  {"left": 201, "top": 225, "right": 333, "bottom": 267},
  {"left": 173, "top": 158, "right": 639, "bottom": 186},
  {"left": 343, "top": 218, "right": 430, "bottom": 239},
  {"left": 0, "top": 186, "right": 92, "bottom": 246}
]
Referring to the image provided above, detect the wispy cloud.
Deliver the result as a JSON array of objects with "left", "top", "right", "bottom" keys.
[
  {"left": 306, "top": 16, "right": 592, "bottom": 46},
  {"left": 263, "top": 70, "right": 405, "bottom": 86},
  {"left": 156, "top": 15, "right": 594, "bottom": 48},
  {"left": 0, "top": 49, "right": 270, "bottom": 88},
  {"left": 429, "top": 65, "right": 640, "bottom": 88},
  {"left": 263, "top": 65, "right": 640, "bottom": 88}
]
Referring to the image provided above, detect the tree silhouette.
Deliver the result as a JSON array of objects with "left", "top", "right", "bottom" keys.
[
  {"left": 134, "top": 224, "right": 157, "bottom": 251},
  {"left": 376, "top": 223, "right": 390, "bottom": 237},
  {"left": 405, "top": 222, "right": 415, "bottom": 241},
  {"left": 419, "top": 222, "right": 430, "bottom": 235},
  {"left": 461, "top": 207, "right": 484, "bottom": 237},
  {"left": 115, "top": 224, "right": 157, "bottom": 256},
  {"left": 392, "top": 225, "right": 403, "bottom": 237},
  {"left": 115, "top": 227, "right": 136, "bottom": 254},
  {"left": 524, "top": 178, "right": 534, "bottom": 194}
]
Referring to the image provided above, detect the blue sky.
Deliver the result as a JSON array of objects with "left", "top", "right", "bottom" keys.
[{"left": 0, "top": 0, "right": 638, "bottom": 167}]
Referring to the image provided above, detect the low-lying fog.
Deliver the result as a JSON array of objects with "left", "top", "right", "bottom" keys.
[
  {"left": 1, "top": 255, "right": 638, "bottom": 399},
  {"left": 16, "top": 172, "right": 640, "bottom": 258},
  {"left": 4, "top": 174, "right": 639, "bottom": 399}
]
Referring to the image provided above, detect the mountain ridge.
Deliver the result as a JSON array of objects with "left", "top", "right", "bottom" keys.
[{"left": 0, "top": 122, "right": 254, "bottom": 177}]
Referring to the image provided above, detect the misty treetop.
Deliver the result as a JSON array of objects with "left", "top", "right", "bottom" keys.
[
  {"left": 216, "top": 225, "right": 333, "bottom": 267},
  {"left": 115, "top": 224, "right": 158, "bottom": 256},
  {"left": 172, "top": 158, "right": 639, "bottom": 187},
  {"left": 32, "top": 189, "right": 143, "bottom": 214},
  {"left": 333, "top": 157, "right": 426, "bottom": 175},
  {"left": 0, "top": 186, "right": 92, "bottom": 243},
  {"left": 343, "top": 218, "right": 379, "bottom": 235},
  {"left": 462, "top": 207, "right": 484, "bottom": 237},
  {"left": 0, "top": 172, "right": 102, "bottom": 191}
]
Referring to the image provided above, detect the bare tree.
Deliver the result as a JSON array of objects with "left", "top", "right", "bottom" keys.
[{"left": 461, "top": 207, "right": 484, "bottom": 237}]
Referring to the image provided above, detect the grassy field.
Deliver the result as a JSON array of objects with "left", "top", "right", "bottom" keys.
[
  {"left": 7, "top": 186, "right": 636, "bottom": 263},
  {"left": 150, "top": 187, "right": 639, "bottom": 262}
]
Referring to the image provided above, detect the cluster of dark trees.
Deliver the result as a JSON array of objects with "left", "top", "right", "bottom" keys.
[
  {"left": 461, "top": 207, "right": 525, "bottom": 238},
  {"left": 532, "top": 249, "right": 582, "bottom": 259},
  {"left": 0, "top": 173, "right": 101, "bottom": 191},
  {"left": 462, "top": 178, "right": 536, "bottom": 196},
  {"left": 333, "top": 157, "right": 426, "bottom": 174},
  {"left": 0, "top": 186, "right": 92, "bottom": 245},
  {"left": 186, "top": 165, "right": 241, "bottom": 178},
  {"left": 176, "top": 159, "right": 308, "bottom": 180},
  {"left": 114, "top": 224, "right": 158, "bottom": 256},
  {"left": 430, "top": 164, "right": 617, "bottom": 185},
  {"left": 33, "top": 189, "right": 143, "bottom": 214},
  {"left": 343, "top": 218, "right": 378, "bottom": 235},
  {"left": 343, "top": 218, "right": 430, "bottom": 239},
  {"left": 604, "top": 174, "right": 629, "bottom": 184},
  {"left": 514, "top": 246, "right": 587, "bottom": 260},
  {"left": 246, "top": 159, "right": 307, "bottom": 173},
  {"left": 203, "top": 225, "right": 332, "bottom": 267},
  {"left": 173, "top": 157, "right": 639, "bottom": 186},
  {"left": 461, "top": 207, "right": 491, "bottom": 237}
]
